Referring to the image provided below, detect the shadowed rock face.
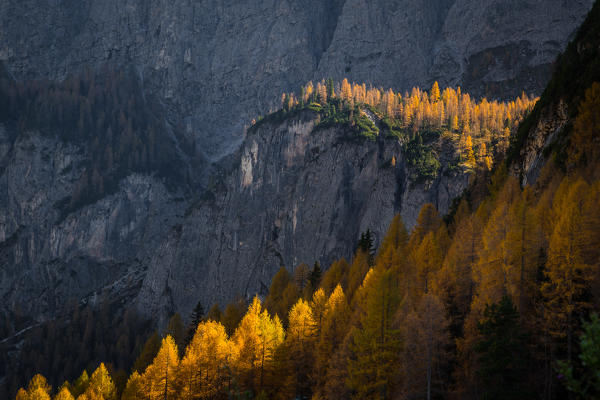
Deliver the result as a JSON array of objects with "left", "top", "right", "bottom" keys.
[
  {"left": 136, "top": 113, "right": 469, "bottom": 327},
  {"left": 0, "top": 0, "right": 593, "bottom": 158},
  {"left": 0, "top": 0, "right": 594, "bottom": 327},
  {"left": 0, "top": 109, "right": 468, "bottom": 328}
]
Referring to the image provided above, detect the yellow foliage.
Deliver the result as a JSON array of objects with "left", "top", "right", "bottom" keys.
[
  {"left": 143, "top": 336, "right": 179, "bottom": 400},
  {"left": 320, "top": 258, "right": 350, "bottom": 295},
  {"left": 179, "top": 320, "right": 234, "bottom": 399},
  {"left": 17, "top": 374, "right": 52, "bottom": 400},
  {"left": 121, "top": 372, "right": 143, "bottom": 400},
  {"left": 310, "top": 288, "right": 328, "bottom": 336},
  {"left": 314, "top": 285, "right": 350, "bottom": 394},
  {"left": 543, "top": 179, "right": 595, "bottom": 347},
  {"left": 53, "top": 387, "right": 74, "bottom": 400},
  {"left": 570, "top": 82, "right": 600, "bottom": 169},
  {"left": 287, "top": 299, "right": 316, "bottom": 342},
  {"left": 347, "top": 265, "right": 402, "bottom": 399},
  {"left": 232, "top": 296, "right": 284, "bottom": 393}
]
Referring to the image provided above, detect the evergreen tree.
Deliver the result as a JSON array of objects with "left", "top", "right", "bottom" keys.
[
  {"left": 133, "top": 332, "right": 161, "bottom": 373},
  {"left": 558, "top": 314, "right": 600, "bottom": 399},
  {"left": 189, "top": 302, "right": 205, "bottom": 329},
  {"left": 475, "top": 296, "right": 531, "bottom": 400},
  {"left": 184, "top": 302, "right": 205, "bottom": 346},
  {"left": 309, "top": 261, "right": 322, "bottom": 290},
  {"left": 357, "top": 229, "right": 375, "bottom": 261}
]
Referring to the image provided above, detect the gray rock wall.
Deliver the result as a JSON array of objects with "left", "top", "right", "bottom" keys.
[
  {"left": 0, "top": 0, "right": 593, "bottom": 158},
  {"left": 137, "top": 113, "right": 468, "bottom": 326},
  {"left": 0, "top": 111, "right": 467, "bottom": 326}
]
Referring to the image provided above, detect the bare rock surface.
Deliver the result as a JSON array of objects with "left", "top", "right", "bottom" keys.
[{"left": 0, "top": 0, "right": 593, "bottom": 158}]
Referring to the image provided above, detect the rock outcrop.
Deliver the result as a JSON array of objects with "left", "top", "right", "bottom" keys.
[
  {"left": 136, "top": 112, "right": 468, "bottom": 326},
  {"left": 508, "top": 0, "right": 600, "bottom": 185},
  {"left": 0, "top": 108, "right": 467, "bottom": 328}
]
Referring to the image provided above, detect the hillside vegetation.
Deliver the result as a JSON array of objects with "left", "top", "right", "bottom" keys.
[
  {"left": 12, "top": 79, "right": 600, "bottom": 400},
  {"left": 254, "top": 78, "right": 536, "bottom": 183},
  {"left": 10, "top": 1, "right": 600, "bottom": 399}
]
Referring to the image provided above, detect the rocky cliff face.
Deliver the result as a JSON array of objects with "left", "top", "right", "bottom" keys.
[
  {"left": 509, "top": 0, "right": 600, "bottom": 185},
  {"left": 0, "top": 108, "right": 467, "bottom": 327},
  {"left": 0, "top": 0, "right": 593, "bottom": 158},
  {"left": 0, "top": 121, "right": 187, "bottom": 320},
  {"left": 0, "top": 0, "right": 595, "bottom": 327},
  {"left": 135, "top": 112, "right": 468, "bottom": 326}
]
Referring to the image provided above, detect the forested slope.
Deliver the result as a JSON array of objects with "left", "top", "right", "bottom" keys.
[{"left": 10, "top": 1, "right": 600, "bottom": 399}]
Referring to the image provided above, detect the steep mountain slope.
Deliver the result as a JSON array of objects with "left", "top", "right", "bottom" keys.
[
  {"left": 0, "top": 0, "right": 593, "bottom": 158},
  {"left": 509, "top": 0, "right": 600, "bottom": 184},
  {"left": 136, "top": 111, "right": 470, "bottom": 327},
  {"left": 0, "top": 86, "right": 474, "bottom": 396},
  {"left": 0, "top": 67, "right": 198, "bottom": 322},
  {"left": 1, "top": 0, "right": 593, "bottom": 329},
  {"left": 2, "top": 2, "right": 600, "bottom": 398},
  {"left": 0, "top": 97, "right": 468, "bottom": 329}
]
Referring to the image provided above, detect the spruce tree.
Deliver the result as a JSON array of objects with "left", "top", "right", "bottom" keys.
[
  {"left": 184, "top": 301, "right": 205, "bottom": 346},
  {"left": 309, "top": 261, "right": 322, "bottom": 290},
  {"left": 475, "top": 296, "right": 531, "bottom": 400}
]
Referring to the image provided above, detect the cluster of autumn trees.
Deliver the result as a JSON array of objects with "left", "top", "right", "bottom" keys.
[
  {"left": 15, "top": 80, "right": 600, "bottom": 400},
  {"left": 273, "top": 79, "right": 537, "bottom": 170}
]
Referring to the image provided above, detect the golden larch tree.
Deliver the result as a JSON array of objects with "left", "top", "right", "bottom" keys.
[
  {"left": 143, "top": 336, "right": 180, "bottom": 400},
  {"left": 543, "top": 179, "right": 595, "bottom": 362},
  {"left": 121, "top": 371, "right": 144, "bottom": 400},
  {"left": 178, "top": 320, "right": 234, "bottom": 399},
  {"left": 282, "top": 299, "right": 317, "bottom": 398},
  {"left": 53, "top": 386, "right": 74, "bottom": 400},
  {"left": 232, "top": 296, "right": 284, "bottom": 395},
  {"left": 313, "top": 285, "right": 351, "bottom": 397},
  {"left": 347, "top": 265, "right": 402, "bottom": 400},
  {"left": 17, "top": 374, "right": 52, "bottom": 400},
  {"left": 430, "top": 81, "right": 441, "bottom": 103},
  {"left": 400, "top": 294, "right": 450, "bottom": 400},
  {"left": 569, "top": 82, "right": 600, "bottom": 173}
]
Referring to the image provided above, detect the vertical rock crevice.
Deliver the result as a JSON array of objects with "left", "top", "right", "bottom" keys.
[{"left": 309, "top": 0, "right": 347, "bottom": 68}]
